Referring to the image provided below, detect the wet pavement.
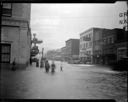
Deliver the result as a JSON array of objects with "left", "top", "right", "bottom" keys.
[{"left": 0, "top": 61, "right": 127, "bottom": 102}]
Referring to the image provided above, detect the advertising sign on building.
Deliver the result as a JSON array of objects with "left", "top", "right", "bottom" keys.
[{"left": 119, "top": 11, "right": 128, "bottom": 31}]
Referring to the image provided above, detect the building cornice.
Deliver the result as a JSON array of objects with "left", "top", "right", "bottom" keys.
[
  {"left": 80, "top": 27, "right": 112, "bottom": 36},
  {"left": 2, "top": 17, "right": 30, "bottom": 28},
  {"left": 1, "top": 40, "right": 13, "bottom": 44}
]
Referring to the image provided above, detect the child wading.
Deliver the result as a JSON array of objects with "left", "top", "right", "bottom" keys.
[
  {"left": 45, "top": 60, "right": 50, "bottom": 73},
  {"left": 51, "top": 61, "right": 56, "bottom": 73},
  {"left": 60, "top": 61, "right": 63, "bottom": 72}
]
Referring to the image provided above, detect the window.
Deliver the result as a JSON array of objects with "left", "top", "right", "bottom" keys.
[
  {"left": 86, "top": 43, "right": 88, "bottom": 48},
  {"left": 2, "top": 3, "right": 12, "bottom": 17},
  {"left": 83, "top": 36, "right": 85, "bottom": 41},
  {"left": 89, "top": 34, "right": 90, "bottom": 38},
  {"left": 87, "top": 51, "right": 88, "bottom": 55},
  {"left": 84, "top": 43, "right": 85, "bottom": 48},
  {"left": 96, "top": 41, "right": 98, "bottom": 45},
  {"left": 103, "top": 39, "right": 106, "bottom": 45},
  {"left": 80, "top": 37, "right": 82, "bottom": 42},
  {"left": 96, "top": 40, "right": 98, "bottom": 45},
  {"left": 0, "top": 43, "right": 11, "bottom": 63},
  {"left": 105, "top": 39, "right": 107, "bottom": 44},
  {"left": 107, "top": 37, "right": 110, "bottom": 44},
  {"left": 89, "top": 42, "right": 92, "bottom": 47},
  {"left": 89, "top": 51, "right": 91, "bottom": 55},
  {"left": 109, "top": 37, "right": 112, "bottom": 44},
  {"left": 111, "top": 37, "right": 114, "bottom": 43},
  {"left": 90, "top": 42, "right": 92, "bottom": 47}
]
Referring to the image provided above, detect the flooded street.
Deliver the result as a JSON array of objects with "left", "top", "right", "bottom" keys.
[
  {"left": 1, "top": 2, "right": 128, "bottom": 102},
  {"left": 1, "top": 61, "right": 127, "bottom": 102}
]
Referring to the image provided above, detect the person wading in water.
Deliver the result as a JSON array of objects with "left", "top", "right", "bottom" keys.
[
  {"left": 45, "top": 60, "right": 50, "bottom": 73},
  {"left": 51, "top": 61, "right": 56, "bottom": 73},
  {"left": 60, "top": 60, "right": 63, "bottom": 72}
]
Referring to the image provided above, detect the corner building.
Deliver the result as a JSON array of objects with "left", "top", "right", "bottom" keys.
[
  {"left": 79, "top": 27, "right": 106, "bottom": 64},
  {"left": 1, "top": 3, "right": 31, "bottom": 68}
]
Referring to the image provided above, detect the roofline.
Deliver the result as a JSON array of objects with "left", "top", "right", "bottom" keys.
[
  {"left": 66, "top": 38, "right": 79, "bottom": 42},
  {"left": 79, "top": 27, "right": 113, "bottom": 36}
]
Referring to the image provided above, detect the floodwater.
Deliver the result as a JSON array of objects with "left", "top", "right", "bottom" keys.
[{"left": 1, "top": 61, "right": 127, "bottom": 102}]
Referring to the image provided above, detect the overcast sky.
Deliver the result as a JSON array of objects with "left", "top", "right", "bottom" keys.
[{"left": 30, "top": 2, "right": 127, "bottom": 53}]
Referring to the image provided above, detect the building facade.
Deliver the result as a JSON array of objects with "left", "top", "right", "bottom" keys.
[
  {"left": 79, "top": 28, "right": 93, "bottom": 63},
  {"left": 102, "top": 29, "right": 117, "bottom": 64},
  {"left": 102, "top": 28, "right": 128, "bottom": 65},
  {"left": 1, "top": 3, "right": 31, "bottom": 68},
  {"left": 80, "top": 27, "right": 128, "bottom": 65},
  {"left": 61, "top": 46, "right": 67, "bottom": 61},
  {"left": 93, "top": 28, "right": 106, "bottom": 64},
  {"left": 65, "top": 39, "right": 79, "bottom": 62},
  {"left": 80, "top": 27, "right": 110, "bottom": 64}
]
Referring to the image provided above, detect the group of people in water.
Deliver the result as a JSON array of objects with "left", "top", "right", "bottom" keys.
[
  {"left": 11, "top": 57, "right": 63, "bottom": 73},
  {"left": 41, "top": 58, "right": 63, "bottom": 73}
]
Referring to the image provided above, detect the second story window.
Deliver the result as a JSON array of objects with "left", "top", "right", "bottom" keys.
[
  {"left": 89, "top": 42, "right": 92, "bottom": 47},
  {"left": 111, "top": 37, "right": 114, "bottom": 43},
  {"left": 2, "top": 3, "right": 12, "bottom": 17},
  {"left": 109, "top": 37, "right": 112, "bottom": 44},
  {"left": 103, "top": 38, "right": 106, "bottom": 45}
]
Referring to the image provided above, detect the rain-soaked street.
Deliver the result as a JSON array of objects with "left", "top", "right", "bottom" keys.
[{"left": 0, "top": 61, "right": 127, "bottom": 102}]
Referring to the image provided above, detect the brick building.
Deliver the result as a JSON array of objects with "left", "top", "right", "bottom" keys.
[
  {"left": 102, "top": 28, "right": 128, "bottom": 65},
  {"left": 65, "top": 39, "right": 79, "bottom": 62}
]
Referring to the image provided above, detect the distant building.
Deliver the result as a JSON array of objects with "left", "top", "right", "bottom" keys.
[
  {"left": 46, "top": 49, "right": 62, "bottom": 61},
  {"left": 65, "top": 39, "right": 79, "bottom": 62},
  {"left": 61, "top": 46, "right": 67, "bottom": 61},
  {"left": 46, "top": 50, "right": 56, "bottom": 60},
  {"left": 1, "top": 3, "right": 31, "bottom": 68}
]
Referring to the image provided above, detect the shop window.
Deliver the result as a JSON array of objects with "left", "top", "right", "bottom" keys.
[{"left": 0, "top": 44, "right": 11, "bottom": 63}]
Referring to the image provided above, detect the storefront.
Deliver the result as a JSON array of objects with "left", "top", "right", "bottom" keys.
[{"left": 117, "top": 47, "right": 127, "bottom": 61}]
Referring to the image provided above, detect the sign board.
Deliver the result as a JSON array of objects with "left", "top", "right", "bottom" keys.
[{"left": 119, "top": 11, "right": 128, "bottom": 30}]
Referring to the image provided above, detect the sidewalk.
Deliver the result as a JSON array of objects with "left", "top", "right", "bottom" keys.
[{"left": 73, "top": 63, "right": 110, "bottom": 68}]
